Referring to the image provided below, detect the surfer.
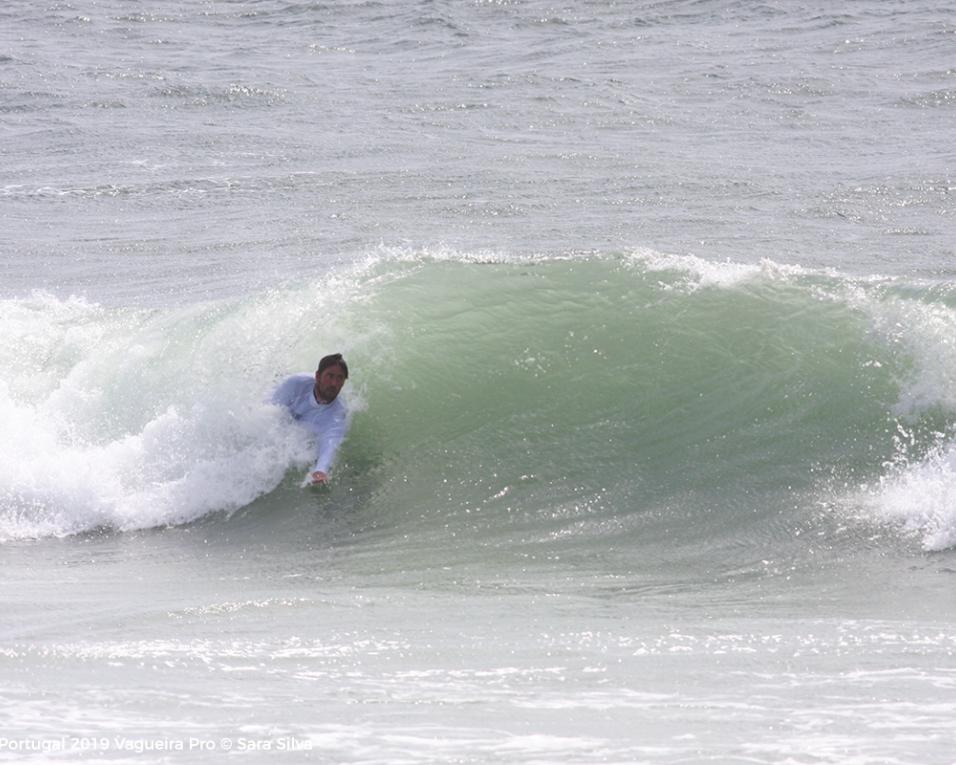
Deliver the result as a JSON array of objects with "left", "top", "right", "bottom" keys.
[{"left": 271, "top": 353, "right": 351, "bottom": 485}]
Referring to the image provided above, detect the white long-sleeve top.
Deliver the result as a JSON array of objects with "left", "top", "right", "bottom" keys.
[{"left": 271, "top": 374, "right": 350, "bottom": 475}]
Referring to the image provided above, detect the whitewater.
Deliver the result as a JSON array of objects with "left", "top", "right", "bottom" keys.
[{"left": 2, "top": 1, "right": 955, "bottom": 763}]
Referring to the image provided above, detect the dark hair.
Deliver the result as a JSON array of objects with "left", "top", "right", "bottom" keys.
[{"left": 317, "top": 353, "right": 349, "bottom": 378}]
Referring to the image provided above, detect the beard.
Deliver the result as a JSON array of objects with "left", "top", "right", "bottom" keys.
[{"left": 315, "top": 384, "right": 338, "bottom": 403}]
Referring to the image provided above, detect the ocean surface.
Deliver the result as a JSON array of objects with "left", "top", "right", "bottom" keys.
[{"left": 2, "top": 1, "right": 956, "bottom": 763}]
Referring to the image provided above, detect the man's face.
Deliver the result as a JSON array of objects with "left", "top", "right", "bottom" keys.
[{"left": 315, "top": 365, "right": 347, "bottom": 403}]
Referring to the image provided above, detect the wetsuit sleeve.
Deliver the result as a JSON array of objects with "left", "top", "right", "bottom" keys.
[
  {"left": 270, "top": 376, "right": 296, "bottom": 407},
  {"left": 312, "top": 407, "right": 350, "bottom": 475}
]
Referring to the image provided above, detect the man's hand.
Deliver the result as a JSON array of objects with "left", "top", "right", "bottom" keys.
[{"left": 309, "top": 471, "right": 329, "bottom": 485}]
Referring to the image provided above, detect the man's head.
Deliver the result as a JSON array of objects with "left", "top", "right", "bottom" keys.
[{"left": 314, "top": 353, "right": 349, "bottom": 403}]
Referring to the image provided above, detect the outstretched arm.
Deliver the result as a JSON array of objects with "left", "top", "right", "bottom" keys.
[{"left": 308, "top": 408, "right": 350, "bottom": 483}]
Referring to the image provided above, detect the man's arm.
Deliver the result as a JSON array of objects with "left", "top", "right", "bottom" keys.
[{"left": 308, "top": 406, "right": 350, "bottom": 484}]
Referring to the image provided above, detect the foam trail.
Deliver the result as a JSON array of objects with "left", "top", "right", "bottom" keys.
[
  {"left": 0, "top": 284, "right": 355, "bottom": 540},
  {"left": 0, "top": 392, "right": 313, "bottom": 540}
]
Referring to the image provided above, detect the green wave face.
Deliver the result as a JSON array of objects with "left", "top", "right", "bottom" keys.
[{"left": 333, "top": 255, "right": 932, "bottom": 565}]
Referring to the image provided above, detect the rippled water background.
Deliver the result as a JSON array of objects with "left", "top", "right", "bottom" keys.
[{"left": 3, "top": 0, "right": 954, "bottom": 303}]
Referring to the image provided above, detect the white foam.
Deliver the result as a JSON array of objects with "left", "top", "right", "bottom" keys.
[
  {"left": 0, "top": 282, "right": 368, "bottom": 540},
  {"left": 857, "top": 439, "right": 956, "bottom": 551},
  {"left": 0, "top": 392, "right": 313, "bottom": 540},
  {"left": 854, "top": 290, "right": 956, "bottom": 418},
  {"left": 624, "top": 248, "right": 825, "bottom": 291}
]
